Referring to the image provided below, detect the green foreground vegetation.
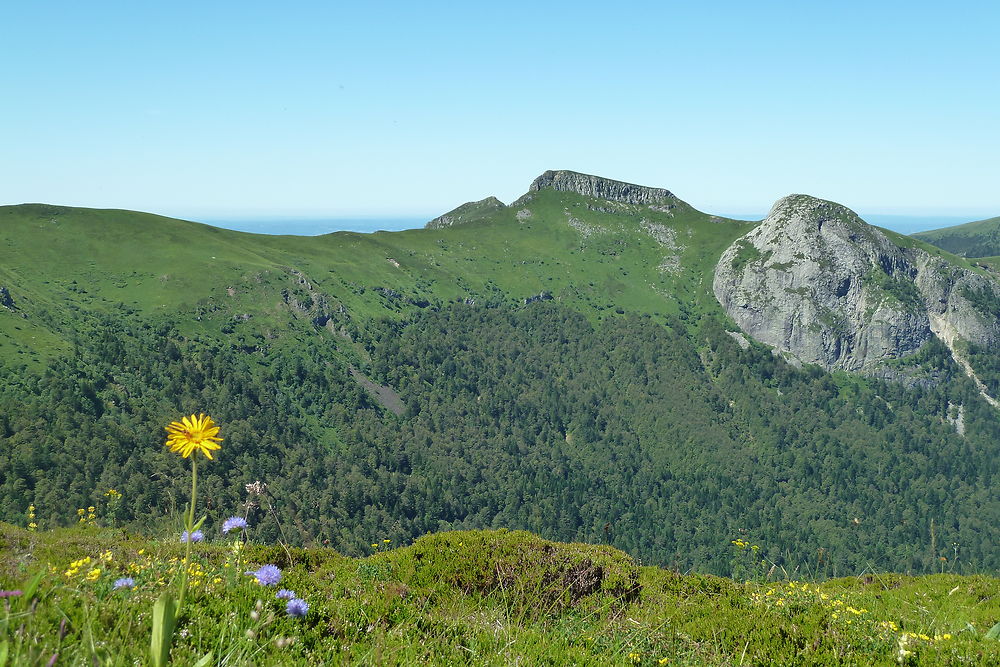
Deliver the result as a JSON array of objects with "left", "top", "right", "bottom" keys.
[{"left": 2, "top": 524, "right": 1000, "bottom": 665}]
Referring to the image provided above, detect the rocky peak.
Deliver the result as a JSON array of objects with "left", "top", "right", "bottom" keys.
[
  {"left": 713, "top": 194, "right": 1000, "bottom": 386},
  {"left": 426, "top": 196, "right": 506, "bottom": 229},
  {"left": 527, "top": 170, "right": 679, "bottom": 207}
]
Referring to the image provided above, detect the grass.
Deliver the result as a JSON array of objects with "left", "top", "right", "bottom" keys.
[
  {"left": 2, "top": 523, "right": 1000, "bottom": 665},
  {"left": 0, "top": 192, "right": 754, "bottom": 368},
  {"left": 912, "top": 216, "right": 1000, "bottom": 258}
]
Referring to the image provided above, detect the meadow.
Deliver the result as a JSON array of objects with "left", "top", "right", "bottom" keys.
[{"left": 3, "top": 511, "right": 1000, "bottom": 664}]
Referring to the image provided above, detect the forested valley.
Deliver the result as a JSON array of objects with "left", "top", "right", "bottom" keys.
[{"left": 2, "top": 301, "right": 997, "bottom": 576}]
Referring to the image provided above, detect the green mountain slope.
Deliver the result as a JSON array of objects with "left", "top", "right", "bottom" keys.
[
  {"left": 0, "top": 179, "right": 753, "bottom": 365},
  {"left": 913, "top": 215, "right": 1000, "bottom": 258},
  {"left": 3, "top": 172, "right": 1000, "bottom": 576}
]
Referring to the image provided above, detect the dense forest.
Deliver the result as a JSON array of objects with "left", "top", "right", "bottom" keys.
[{"left": 2, "top": 301, "right": 998, "bottom": 577}]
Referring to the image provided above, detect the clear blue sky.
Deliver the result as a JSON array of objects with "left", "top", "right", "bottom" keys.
[{"left": 3, "top": 1, "right": 999, "bottom": 223}]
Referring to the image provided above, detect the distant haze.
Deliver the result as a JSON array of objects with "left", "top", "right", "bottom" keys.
[
  {"left": 199, "top": 212, "right": 984, "bottom": 237},
  {"left": 198, "top": 217, "right": 429, "bottom": 236}
]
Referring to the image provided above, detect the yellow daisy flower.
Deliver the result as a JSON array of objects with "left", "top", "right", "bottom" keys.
[{"left": 164, "top": 414, "right": 223, "bottom": 459}]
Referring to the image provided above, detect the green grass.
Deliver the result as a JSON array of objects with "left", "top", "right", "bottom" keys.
[
  {"left": 0, "top": 194, "right": 754, "bottom": 366},
  {"left": 2, "top": 524, "right": 1000, "bottom": 665},
  {"left": 912, "top": 216, "right": 1000, "bottom": 258}
]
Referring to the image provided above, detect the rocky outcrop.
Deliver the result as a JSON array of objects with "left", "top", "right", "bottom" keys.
[
  {"left": 0, "top": 286, "right": 15, "bottom": 311},
  {"left": 713, "top": 195, "right": 1000, "bottom": 384},
  {"left": 426, "top": 196, "right": 506, "bottom": 229},
  {"left": 525, "top": 170, "right": 680, "bottom": 207}
]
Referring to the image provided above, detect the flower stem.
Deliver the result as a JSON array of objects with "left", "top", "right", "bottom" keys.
[{"left": 177, "top": 457, "right": 198, "bottom": 611}]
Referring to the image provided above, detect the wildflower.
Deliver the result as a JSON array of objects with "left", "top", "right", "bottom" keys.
[
  {"left": 247, "top": 564, "right": 281, "bottom": 586},
  {"left": 0, "top": 590, "right": 23, "bottom": 598},
  {"left": 113, "top": 577, "right": 135, "bottom": 590},
  {"left": 180, "top": 530, "right": 204, "bottom": 543},
  {"left": 222, "top": 516, "right": 248, "bottom": 534},
  {"left": 27, "top": 523, "right": 37, "bottom": 530},
  {"left": 164, "top": 413, "right": 223, "bottom": 459},
  {"left": 285, "top": 598, "right": 309, "bottom": 617},
  {"left": 86, "top": 568, "right": 101, "bottom": 581},
  {"left": 245, "top": 480, "right": 267, "bottom": 496},
  {"left": 276, "top": 589, "right": 296, "bottom": 600}
]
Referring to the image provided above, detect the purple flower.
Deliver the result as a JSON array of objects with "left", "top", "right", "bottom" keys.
[
  {"left": 222, "top": 516, "right": 248, "bottom": 534},
  {"left": 276, "top": 589, "right": 296, "bottom": 600},
  {"left": 180, "top": 530, "right": 204, "bottom": 543},
  {"left": 0, "top": 590, "right": 23, "bottom": 598},
  {"left": 113, "top": 577, "right": 135, "bottom": 590},
  {"left": 246, "top": 564, "right": 281, "bottom": 586},
  {"left": 285, "top": 598, "right": 308, "bottom": 617}
]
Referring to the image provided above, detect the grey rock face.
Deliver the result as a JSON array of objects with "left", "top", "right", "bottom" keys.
[
  {"left": 713, "top": 195, "right": 1000, "bottom": 379},
  {"left": 527, "top": 170, "right": 679, "bottom": 207}
]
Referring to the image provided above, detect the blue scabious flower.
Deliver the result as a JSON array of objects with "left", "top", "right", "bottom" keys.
[
  {"left": 222, "top": 516, "right": 248, "bottom": 534},
  {"left": 276, "top": 589, "right": 296, "bottom": 600},
  {"left": 113, "top": 577, "right": 135, "bottom": 590},
  {"left": 247, "top": 564, "right": 281, "bottom": 586},
  {"left": 285, "top": 598, "right": 308, "bottom": 617},
  {"left": 180, "top": 530, "right": 204, "bottom": 543}
]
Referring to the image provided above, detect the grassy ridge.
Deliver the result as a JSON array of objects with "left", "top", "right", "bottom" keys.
[
  {"left": 2, "top": 524, "right": 1000, "bottom": 665},
  {"left": 0, "top": 193, "right": 753, "bottom": 367},
  {"left": 913, "top": 216, "right": 1000, "bottom": 258}
]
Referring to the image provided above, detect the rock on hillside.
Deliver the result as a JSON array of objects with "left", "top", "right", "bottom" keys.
[{"left": 713, "top": 195, "right": 1000, "bottom": 386}]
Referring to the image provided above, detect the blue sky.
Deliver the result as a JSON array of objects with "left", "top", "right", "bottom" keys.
[{"left": 3, "top": 1, "right": 999, "bottom": 224}]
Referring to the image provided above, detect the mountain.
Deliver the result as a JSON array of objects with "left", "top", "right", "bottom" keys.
[
  {"left": 714, "top": 195, "right": 1000, "bottom": 397},
  {"left": 3, "top": 172, "right": 1000, "bottom": 576},
  {"left": 913, "top": 215, "right": 1000, "bottom": 258}
]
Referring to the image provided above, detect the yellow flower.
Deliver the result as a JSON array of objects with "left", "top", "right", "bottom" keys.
[
  {"left": 164, "top": 413, "right": 223, "bottom": 459},
  {"left": 86, "top": 568, "right": 101, "bottom": 581}
]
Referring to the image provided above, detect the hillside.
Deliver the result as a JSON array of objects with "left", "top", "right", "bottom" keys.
[
  {"left": 0, "top": 178, "right": 750, "bottom": 367},
  {"left": 914, "top": 216, "right": 1000, "bottom": 258},
  {"left": 4, "top": 172, "right": 1000, "bottom": 577},
  {"left": 3, "top": 524, "right": 1000, "bottom": 665}
]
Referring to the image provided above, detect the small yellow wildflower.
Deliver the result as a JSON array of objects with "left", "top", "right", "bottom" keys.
[
  {"left": 164, "top": 413, "right": 223, "bottom": 459},
  {"left": 86, "top": 568, "right": 101, "bottom": 581}
]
